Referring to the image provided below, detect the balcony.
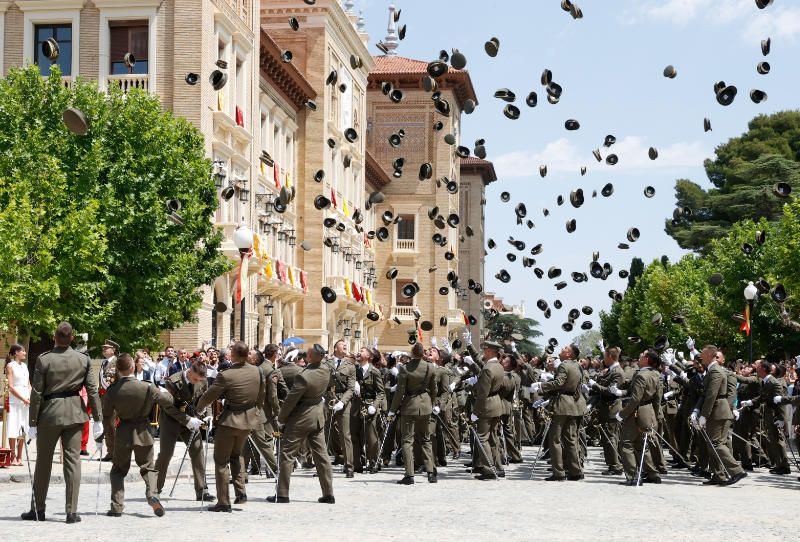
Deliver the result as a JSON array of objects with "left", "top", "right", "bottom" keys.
[
  {"left": 448, "top": 308, "right": 467, "bottom": 329},
  {"left": 394, "top": 239, "right": 415, "bottom": 251},
  {"left": 391, "top": 305, "right": 418, "bottom": 320},
  {"left": 108, "top": 74, "right": 149, "bottom": 93}
]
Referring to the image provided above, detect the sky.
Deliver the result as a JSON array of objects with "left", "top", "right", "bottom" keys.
[{"left": 355, "top": 0, "right": 800, "bottom": 346}]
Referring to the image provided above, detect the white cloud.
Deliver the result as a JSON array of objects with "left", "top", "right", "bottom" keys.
[
  {"left": 493, "top": 136, "right": 711, "bottom": 179},
  {"left": 743, "top": 7, "right": 800, "bottom": 42}
]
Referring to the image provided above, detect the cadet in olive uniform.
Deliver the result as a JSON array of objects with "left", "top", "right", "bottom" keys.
[
  {"left": 103, "top": 353, "right": 175, "bottom": 517},
  {"left": 244, "top": 346, "right": 287, "bottom": 476},
  {"left": 470, "top": 341, "right": 506, "bottom": 480},
  {"left": 326, "top": 340, "right": 356, "bottom": 477},
  {"left": 269, "top": 344, "right": 335, "bottom": 504},
  {"left": 22, "top": 322, "right": 103, "bottom": 524},
  {"left": 388, "top": 342, "right": 438, "bottom": 484},
  {"left": 499, "top": 353, "right": 523, "bottom": 463},
  {"left": 154, "top": 361, "right": 214, "bottom": 501},
  {"left": 351, "top": 347, "right": 386, "bottom": 473},
  {"left": 98, "top": 341, "right": 119, "bottom": 461},
  {"left": 733, "top": 364, "right": 761, "bottom": 470},
  {"left": 589, "top": 346, "right": 624, "bottom": 475},
  {"left": 530, "top": 345, "right": 586, "bottom": 481},
  {"left": 615, "top": 350, "right": 662, "bottom": 485},
  {"left": 196, "top": 341, "right": 266, "bottom": 512},
  {"left": 696, "top": 345, "right": 746, "bottom": 485}
]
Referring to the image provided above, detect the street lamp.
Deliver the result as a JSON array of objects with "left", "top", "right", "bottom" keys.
[
  {"left": 233, "top": 220, "right": 254, "bottom": 342},
  {"left": 744, "top": 281, "right": 758, "bottom": 363}
]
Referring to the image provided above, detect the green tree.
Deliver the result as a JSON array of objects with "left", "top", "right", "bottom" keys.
[
  {"left": 627, "top": 257, "right": 645, "bottom": 289},
  {"left": 599, "top": 301, "right": 623, "bottom": 349},
  {"left": 572, "top": 329, "right": 602, "bottom": 359},
  {"left": 666, "top": 111, "right": 800, "bottom": 253},
  {"left": 0, "top": 66, "right": 230, "bottom": 351},
  {"left": 487, "top": 313, "right": 542, "bottom": 355}
]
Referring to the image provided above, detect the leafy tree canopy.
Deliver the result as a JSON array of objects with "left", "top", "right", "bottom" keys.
[{"left": 487, "top": 313, "right": 543, "bottom": 355}]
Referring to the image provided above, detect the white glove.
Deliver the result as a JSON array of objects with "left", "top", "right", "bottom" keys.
[
  {"left": 431, "top": 337, "right": 438, "bottom": 348},
  {"left": 465, "top": 376, "right": 478, "bottom": 386},
  {"left": 660, "top": 350, "right": 675, "bottom": 366},
  {"left": 333, "top": 400, "right": 345, "bottom": 412},
  {"left": 462, "top": 330, "right": 472, "bottom": 346},
  {"left": 609, "top": 384, "right": 626, "bottom": 397},
  {"left": 354, "top": 382, "right": 361, "bottom": 396},
  {"left": 775, "top": 420, "right": 785, "bottom": 430},
  {"left": 387, "top": 411, "right": 396, "bottom": 420},
  {"left": 698, "top": 415, "right": 707, "bottom": 429},
  {"left": 470, "top": 413, "right": 478, "bottom": 422},
  {"left": 389, "top": 384, "right": 397, "bottom": 393},
  {"left": 773, "top": 395, "right": 783, "bottom": 405},
  {"left": 676, "top": 351, "right": 686, "bottom": 361},
  {"left": 432, "top": 406, "right": 441, "bottom": 415},
  {"left": 597, "top": 339, "right": 605, "bottom": 353},
  {"left": 740, "top": 399, "right": 753, "bottom": 408},
  {"left": 540, "top": 372, "right": 553, "bottom": 382},
  {"left": 26, "top": 426, "right": 37, "bottom": 441},
  {"left": 679, "top": 371, "right": 688, "bottom": 380},
  {"left": 532, "top": 399, "right": 549, "bottom": 409},
  {"left": 441, "top": 337, "right": 452, "bottom": 354},
  {"left": 448, "top": 382, "right": 456, "bottom": 392},
  {"left": 186, "top": 417, "right": 203, "bottom": 431},
  {"left": 614, "top": 412, "right": 623, "bottom": 423},
  {"left": 663, "top": 391, "right": 674, "bottom": 400},
  {"left": 390, "top": 366, "right": 399, "bottom": 376},
  {"left": 203, "top": 415, "right": 212, "bottom": 425},
  {"left": 529, "top": 382, "right": 542, "bottom": 394},
  {"left": 690, "top": 409, "right": 699, "bottom": 422},
  {"left": 510, "top": 341, "right": 517, "bottom": 353},
  {"left": 367, "top": 405, "right": 376, "bottom": 415},
  {"left": 588, "top": 378, "right": 597, "bottom": 388},
  {"left": 93, "top": 421, "right": 104, "bottom": 439},
  {"left": 685, "top": 337, "right": 695, "bottom": 351},
  {"left": 463, "top": 355, "right": 474, "bottom": 366},
  {"left": 733, "top": 409, "right": 740, "bottom": 421},
  {"left": 581, "top": 384, "right": 590, "bottom": 394}
]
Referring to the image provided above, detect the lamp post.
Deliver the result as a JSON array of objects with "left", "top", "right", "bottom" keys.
[
  {"left": 233, "top": 220, "right": 254, "bottom": 342},
  {"left": 744, "top": 281, "right": 758, "bottom": 363}
]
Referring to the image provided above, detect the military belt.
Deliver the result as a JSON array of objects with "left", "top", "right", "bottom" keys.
[
  {"left": 408, "top": 390, "right": 428, "bottom": 398},
  {"left": 43, "top": 389, "right": 80, "bottom": 401},
  {"left": 119, "top": 417, "right": 150, "bottom": 425},
  {"left": 638, "top": 398, "right": 656, "bottom": 407},
  {"left": 224, "top": 403, "right": 256, "bottom": 413}
]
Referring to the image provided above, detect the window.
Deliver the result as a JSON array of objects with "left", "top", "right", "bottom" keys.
[
  {"left": 34, "top": 24, "right": 72, "bottom": 76},
  {"left": 109, "top": 22, "right": 148, "bottom": 74},
  {"left": 235, "top": 57, "right": 246, "bottom": 126},
  {"left": 395, "top": 280, "right": 413, "bottom": 307},
  {"left": 397, "top": 214, "right": 415, "bottom": 240},
  {"left": 211, "top": 292, "right": 219, "bottom": 347}
]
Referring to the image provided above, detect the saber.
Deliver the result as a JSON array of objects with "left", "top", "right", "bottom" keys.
[
  {"left": 201, "top": 417, "right": 212, "bottom": 512},
  {"left": 22, "top": 428, "right": 39, "bottom": 521},
  {"left": 699, "top": 426, "right": 730, "bottom": 479},
  {"left": 653, "top": 430, "right": 691, "bottom": 467},
  {"left": 168, "top": 428, "right": 199, "bottom": 498},
  {"left": 729, "top": 428, "right": 766, "bottom": 454},
  {"left": 272, "top": 435, "right": 281, "bottom": 503},
  {"left": 95, "top": 433, "right": 104, "bottom": 516},
  {"left": 529, "top": 417, "right": 552, "bottom": 479},
  {"left": 463, "top": 418, "right": 499, "bottom": 480},
  {"left": 499, "top": 424, "right": 509, "bottom": 466},
  {"left": 635, "top": 431, "right": 650, "bottom": 487},
  {"left": 433, "top": 412, "right": 461, "bottom": 452},
  {"left": 377, "top": 418, "right": 395, "bottom": 461}
]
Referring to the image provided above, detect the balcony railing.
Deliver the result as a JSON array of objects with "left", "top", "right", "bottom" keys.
[
  {"left": 108, "top": 74, "right": 149, "bottom": 93},
  {"left": 395, "top": 239, "right": 415, "bottom": 251},
  {"left": 391, "top": 305, "right": 418, "bottom": 320}
]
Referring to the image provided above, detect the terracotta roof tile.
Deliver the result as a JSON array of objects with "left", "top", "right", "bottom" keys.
[{"left": 371, "top": 55, "right": 466, "bottom": 75}]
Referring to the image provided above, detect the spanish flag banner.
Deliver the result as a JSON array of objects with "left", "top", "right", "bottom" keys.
[
  {"left": 740, "top": 304, "right": 751, "bottom": 335},
  {"left": 344, "top": 278, "right": 351, "bottom": 298},
  {"left": 264, "top": 258, "right": 273, "bottom": 280},
  {"left": 235, "top": 252, "right": 250, "bottom": 304},
  {"left": 274, "top": 162, "right": 281, "bottom": 189},
  {"left": 343, "top": 198, "right": 349, "bottom": 218},
  {"left": 217, "top": 92, "right": 224, "bottom": 111}
]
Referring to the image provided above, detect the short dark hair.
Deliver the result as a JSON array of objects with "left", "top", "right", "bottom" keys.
[
  {"left": 606, "top": 347, "right": 620, "bottom": 361},
  {"left": 54, "top": 321, "right": 73, "bottom": 343},
  {"left": 264, "top": 344, "right": 280, "bottom": 359},
  {"left": 411, "top": 342, "right": 424, "bottom": 358},
  {"left": 644, "top": 350, "right": 660, "bottom": 367},
  {"left": 190, "top": 361, "right": 207, "bottom": 377},
  {"left": 117, "top": 353, "right": 134, "bottom": 372},
  {"left": 230, "top": 341, "right": 249, "bottom": 362},
  {"left": 569, "top": 344, "right": 580, "bottom": 359}
]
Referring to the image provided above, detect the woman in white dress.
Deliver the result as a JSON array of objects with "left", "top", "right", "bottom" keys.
[{"left": 5, "top": 344, "right": 30, "bottom": 466}]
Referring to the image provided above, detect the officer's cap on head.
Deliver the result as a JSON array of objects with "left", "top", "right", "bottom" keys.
[
  {"left": 103, "top": 339, "right": 120, "bottom": 353},
  {"left": 483, "top": 340, "right": 502, "bottom": 352}
]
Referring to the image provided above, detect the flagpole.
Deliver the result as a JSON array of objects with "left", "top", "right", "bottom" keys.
[{"left": 748, "top": 300, "right": 754, "bottom": 364}]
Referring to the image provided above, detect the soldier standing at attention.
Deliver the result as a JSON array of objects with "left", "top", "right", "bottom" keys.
[
  {"left": 98, "top": 340, "right": 119, "bottom": 461},
  {"left": 351, "top": 347, "right": 386, "bottom": 474},
  {"left": 269, "top": 344, "right": 335, "bottom": 504},
  {"left": 196, "top": 341, "right": 265, "bottom": 512},
  {"left": 103, "top": 353, "right": 175, "bottom": 517},
  {"left": 589, "top": 346, "right": 624, "bottom": 475},
  {"left": 388, "top": 342, "right": 438, "bottom": 485},
  {"left": 154, "top": 361, "right": 215, "bottom": 502},
  {"left": 326, "top": 340, "right": 356, "bottom": 478},
  {"left": 471, "top": 341, "right": 506, "bottom": 480},
  {"left": 22, "top": 322, "right": 103, "bottom": 523},
  {"left": 529, "top": 344, "right": 586, "bottom": 481}
]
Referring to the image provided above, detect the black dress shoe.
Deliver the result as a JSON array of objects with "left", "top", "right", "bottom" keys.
[
  {"left": 770, "top": 467, "right": 791, "bottom": 475},
  {"left": 302, "top": 461, "right": 315, "bottom": 469},
  {"left": 80, "top": 450, "right": 89, "bottom": 456},
  {"left": 196, "top": 492, "right": 216, "bottom": 502},
  {"left": 497, "top": 470, "right": 506, "bottom": 478},
  {"left": 345, "top": 469, "right": 354, "bottom": 479},
  {"left": 544, "top": 475, "right": 566, "bottom": 482},
  {"left": 671, "top": 461, "right": 690, "bottom": 469},
  {"left": 742, "top": 463, "right": 754, "bottom": 471},
  {"left": 475, "top": 472, "right": 497, "bottom": 481},
  {"left": 106, "top": 511, "right": 122, "bottom": 517},
  {"left": 438, "top": 459, "right": 448, "bottom": 467},
  {"left": 396, "top": 476, "right": 415, "bottom": 485},
  {"left": 101, "top": 454, "right": 113, "bottom": 462},
  {"left": 234, "top": 495, "right": 247, "bottom": 504},
  {"left": 643, "top": 476, "right": 662, "bottom": 484},
  {"left": 722, "top": 472, "right": 747, "bottom": 486},
  {"left": 463, "top": 462, "right": 473, "bottom": 468},
  {"left": 21, "top": 510, "right": 45, "bottom": 521},
  {"left": 332, "top": 458, "right": 343, "bottom": 466},
  {"left": 619, "top": 480, "right": 636, "bottom": 486},
  {"left": 207, "top": 503, "right": 233, "bottom": 512},
  {"left": 657, "top": 467, "right": 668, "bottom": 474},
  {"left": 702, "top": 478, "right": 722, "bottom": 485},
  {"left": 567, "top": 474, "right": 584, "bottom": 481},
  {"left": 601, "top": 469, "right": 623, "bottom": 476},
  {"left": 266, "top": 495, "right": 290, "bottom": 503},
  {"left": 148, "top": 497, "right": 165, "bottom": 517},
  {"left": 318, "top": 495, "right": 335, "bottom": 504},
  {"left": 65, "top": 513, "right": 81, "bottom": 524},
  {"left": 428, "top": 472, "right": 438, "bottom": 483},
  {"left": 249, "top": 466, "right": 259, "bottom": 475}
]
